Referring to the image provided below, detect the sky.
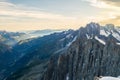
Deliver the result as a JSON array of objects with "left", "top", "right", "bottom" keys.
[{"left": 0, "top": 0, "right": 120, "bottom": 31}]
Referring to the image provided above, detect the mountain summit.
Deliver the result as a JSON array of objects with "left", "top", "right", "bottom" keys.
[{"left": 42, "top": 23, "right": 120, "bottom": 80}]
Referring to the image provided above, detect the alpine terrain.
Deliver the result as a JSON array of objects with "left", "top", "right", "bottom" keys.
[
  {"left": 42, "top": 23, "right": 120, "bottom": 80},
  {"left": 0, "top": 23, "right": 120, "bottom": 80}
]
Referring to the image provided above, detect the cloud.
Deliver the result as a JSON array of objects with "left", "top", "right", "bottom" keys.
[
  {"left": 0, "top": 0, "right": 119, "bottom": 31},
  {"left": 100, "top": 16, "right": 120, "bottom": 26},
  {"left": 83, "top": 0, "right": 108, "bottom": 8},
  {"left": 82, "top": 0, "right": 120, "bottom": 26},
  {"left": 100, "top": 0, "right": 120, "bottom": 7},
  {"left": 0, "top": 0, "right": 7, "bottom": 1},
  {"left": 0, "top": 1, "right": 82, "bottom": 31},
  {"left": 0, "top": 2, "right": 76, "bottom": 20},
  {"left": 82, "top": 0, "right": 120, "bottom": 9}
]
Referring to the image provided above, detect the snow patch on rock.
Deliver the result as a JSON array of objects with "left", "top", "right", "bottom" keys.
[
  {"left": 66, "top": 36, "right": 77, "bottom": 47},
  {"left": 100, "top": 30, "right": 110, "bottom": 37},
  {"left": 112, "top": 31, "right": 120, "bottom": 41},
  {"left": 95, "top": 36, "right": 106, "bottom": 45},
  {"left": 99, "top": 76, "right": 120, "bottom": 80}
]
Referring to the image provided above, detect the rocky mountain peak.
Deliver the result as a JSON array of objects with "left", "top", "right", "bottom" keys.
[
  {"left": 42, "top": 23, "right": 120, "bottom": 80},
  {"left": 78, "top": 22, "right": 100, "bottom": 39},
  {"left": 86, "top": 22, "right": 100, "bottom": 29},
  {"left": 105, "top": 24, "right": 115, "bottom": 29}
]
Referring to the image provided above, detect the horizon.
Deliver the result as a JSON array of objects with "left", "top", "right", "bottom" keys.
[
  {"left": 0, "top": 22, "right": 120, "bottom": 32},
  {"left": 0, "top": 0, "right": 120, "bottom": 31}
]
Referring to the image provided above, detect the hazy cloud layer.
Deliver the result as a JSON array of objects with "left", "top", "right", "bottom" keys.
[
  {"left": 83, "top": 0, "right": 120, "bottom": 9},
  {"left": 0, "top": 2, "right": 75, "bottom": 20},
  {"left": 83, "top": 0, "right": 120, "bottom": 26},
  {"left": 100, "top": 16, "right": 120, "bottom": 26},
  {"left": 100, "top": 0, "right": 120, "bottom": 7},
  {"left": 0, "top": 0, "right": 120, "bottom": 31}
]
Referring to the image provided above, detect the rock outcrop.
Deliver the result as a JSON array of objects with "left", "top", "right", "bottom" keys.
[{"left": 42, "top": 23, "right": 120, "bottom": 80}]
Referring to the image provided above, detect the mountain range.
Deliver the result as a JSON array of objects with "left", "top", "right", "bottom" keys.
[{"left": 0, "top": 22, "right": 120, "bottom": 80}]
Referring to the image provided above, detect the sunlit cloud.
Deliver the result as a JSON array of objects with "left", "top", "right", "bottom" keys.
[
  {"left": 82, "top": 0, "right": 120, "bottom": 9},
  {"left": 0, "top": 1, "right": 80, "bottom": 31},
  {"left": 0, "top": 0, "right": 120, "bottom": 31},
  {"left": 100, "top": 0, "right": 120, "bottom": 7},
  {"left": 100, "top": 16, "right": 120, "bottom": 26},
  {"left": 82, "top": 0, "right": 120, "bottom": 26},
  {"left": 0, "top": 2, "right": 76, "bottom": 20}
]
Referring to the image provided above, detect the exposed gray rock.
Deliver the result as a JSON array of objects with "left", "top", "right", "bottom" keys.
[{"left": 42, "top": 23, "right": 120, "bottom": 80}]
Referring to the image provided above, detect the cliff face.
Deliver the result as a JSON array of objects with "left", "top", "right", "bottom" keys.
[
  {"left": 42, "top": 23, "right": 120, "bottom": 80},
  {"left": 5, "top": 30, "right": 78, "bottom": 80}
]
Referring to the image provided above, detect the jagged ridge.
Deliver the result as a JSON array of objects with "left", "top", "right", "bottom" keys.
[{"left": 42, "top": 23, "right": 120, "bottom": 80}]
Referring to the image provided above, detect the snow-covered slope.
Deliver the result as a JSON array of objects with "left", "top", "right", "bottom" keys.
[
  {"left": 98, "top": 76, "right": 120, "bottom": 80},
  {"left": 81, "top": 23, "right": 120, "bottom": 45}
]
